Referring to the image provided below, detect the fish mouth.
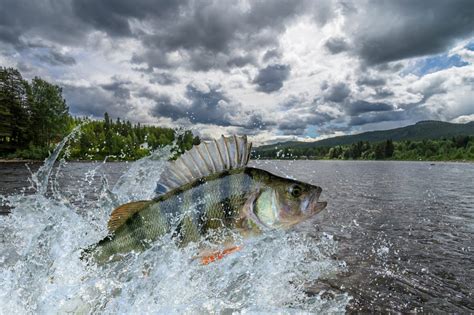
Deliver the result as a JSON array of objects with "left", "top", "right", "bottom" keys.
[{"left": 306, "top": 187, "right": 327, "bottom": 217}]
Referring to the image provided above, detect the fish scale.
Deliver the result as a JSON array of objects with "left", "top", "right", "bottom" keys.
[
  {"left": 90, "top": 170, "right": 256, "bottom": 262},
  {"left": 85, "top": 136, "right": 327, "bottom": 264}
]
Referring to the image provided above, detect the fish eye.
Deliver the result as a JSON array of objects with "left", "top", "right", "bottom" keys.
[{"left": 289, "top": 184, "right": 302, "bottom": 198}]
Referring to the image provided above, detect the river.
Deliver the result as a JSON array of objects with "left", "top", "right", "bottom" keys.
[{"left": 1, "top": 152, "right": 473, "bottom": 313}]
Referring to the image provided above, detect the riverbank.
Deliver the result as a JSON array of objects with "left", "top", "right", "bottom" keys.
[
  {"left": 1, "top": 158, "right": 473, "bottom": 164},
  {"left": 0, "top": 159, "right": 41, "bottom": 163}
]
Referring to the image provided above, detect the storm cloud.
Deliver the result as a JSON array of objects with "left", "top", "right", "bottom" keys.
[
  {"left": 324, "top": 82, "right": 351, "bottom": 103},
  {"left": 63, "top": 84, "right": 132, "bottom": 119},
  {"left": 347, "top": 0, "right": 474, "bottom": 65},
  {"left": 253, "top": 64, "right": 291, "bottom": 93},
  {"left": 324, "top": 37, "right": 349, "bottom": 54},
  {"left": 1, "top": 0, "right": 473, "bottom": 143},
  {"left": 149, "top": 84, "right": 244, "bottom": 127},
  {"left": 36, "top": 50, "right": 76, "bottom": 66},
  {"left": 345, "top": 100, "right": 394, "bottom": 116},
  {"left": 349, "top": 110, "right": 406, "bottom": 126}
]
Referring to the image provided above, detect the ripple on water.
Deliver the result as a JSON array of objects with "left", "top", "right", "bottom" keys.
[{"left": 0, "top": 133, "right": 349, "bottom": 314}]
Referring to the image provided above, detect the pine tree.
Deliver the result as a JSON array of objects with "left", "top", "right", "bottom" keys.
[
  {"left": 0, "top": 67, "right": 30, "bottom": 150},
  {"left": 384, "top": 139, "right": 394, "bottom": 158}
]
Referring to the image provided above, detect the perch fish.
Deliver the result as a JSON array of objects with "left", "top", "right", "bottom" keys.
[{"left": 85, "top": 135, "right": 327, "bottom": 264}]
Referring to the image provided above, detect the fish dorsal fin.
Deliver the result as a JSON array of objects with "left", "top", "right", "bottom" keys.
[
  {"left": 156, "top": 135, "right": 252, "bottom": 194},
  {"left": 108, "top": 200, "right": 151, "bottom": 233}
]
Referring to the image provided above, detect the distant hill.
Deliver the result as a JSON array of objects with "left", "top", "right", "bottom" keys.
[{"left": 257, "top": 121, "right": 474, "bottom": 151}]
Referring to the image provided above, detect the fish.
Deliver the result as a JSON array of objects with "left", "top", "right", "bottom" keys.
[{"left": 84, "top": 135, "right": 327, "bottom": 264}]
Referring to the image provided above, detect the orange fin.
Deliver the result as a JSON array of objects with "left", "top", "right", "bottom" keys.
[
  {"left": 108, "top": 200, "right": 151, "bottom": 233},
  {"left": 200, "top": 246, "right": 242, "bottom": 265}
]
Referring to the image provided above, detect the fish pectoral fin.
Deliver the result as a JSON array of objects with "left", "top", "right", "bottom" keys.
[{"left": 197, "top": 245, "right": 243, "bottom": 265}]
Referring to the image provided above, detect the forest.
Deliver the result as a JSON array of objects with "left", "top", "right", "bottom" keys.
[
  {"left": 0, "top": 67, "right": 199, "bottom": 161},
  {"left": 254, "top": 137, "right": 474, "bottom": 161},
  {"left": 2, "top": 66, "right": 473, "bottom": 162}
]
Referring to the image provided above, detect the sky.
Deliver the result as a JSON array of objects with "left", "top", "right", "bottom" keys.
[{"left": 1, "top": 0, "right": 473, "bottom": 144}]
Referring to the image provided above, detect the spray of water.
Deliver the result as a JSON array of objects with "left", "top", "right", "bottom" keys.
[{"left": 0, "top": 130, "right": 350, "bottom": 314}]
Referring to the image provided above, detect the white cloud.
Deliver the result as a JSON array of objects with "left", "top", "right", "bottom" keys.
[{"left": 1, "top": 0, "right": 473, "bottom": 143}]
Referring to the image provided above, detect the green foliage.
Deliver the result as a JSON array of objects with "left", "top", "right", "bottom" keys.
[
  {"left": 66, "top": 115, "right": 198, "bottom": 161},
  {"left": 255, "top": 136, "right": 474, "bottom": 161},
  {"left": 0, "top": 67, "right": 200, "bottom": 161},
  {"left": 258, "top": 120, "right": 474, "bottom": 151},
  {"left": 0, "top": 67, "right": 30, "bottom": 150},
  {"left": 29, "top": 77, "right": 70, "bottom": 148}
]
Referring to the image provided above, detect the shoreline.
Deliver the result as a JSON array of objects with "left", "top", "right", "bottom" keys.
[
  {"left": 0, "top": 158, "right": 472, "bottom": 164},
  {"left": 0, "top": 159, "right": 42, "bottom": 163},
  {"left": 0, "top": 159, "right": 129, "bottom": 163}
]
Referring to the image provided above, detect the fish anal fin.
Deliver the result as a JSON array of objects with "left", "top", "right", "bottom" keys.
[
  {"left": 199, "top": 245, "right": 242, "bottom": 265},
  {"left": 108, "top": 200, "right": 151, "bottom": 233}
]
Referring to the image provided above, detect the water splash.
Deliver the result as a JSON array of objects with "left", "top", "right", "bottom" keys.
[
  {"left": 29, "top": 125, "right": 82, "bottom": 196},
  {"left": 0, "top": 130, "right": 350, "bottom": 314}
]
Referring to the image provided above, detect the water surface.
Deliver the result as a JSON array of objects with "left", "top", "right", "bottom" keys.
[{"left": 1, "top": 157, "right": 473, "bottom": 313}]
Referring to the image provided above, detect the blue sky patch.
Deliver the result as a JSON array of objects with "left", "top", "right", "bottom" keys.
[{"left": 412, "top": 53, "right": 468, "bottom": 76}]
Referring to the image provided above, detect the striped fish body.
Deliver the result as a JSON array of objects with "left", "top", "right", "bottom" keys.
[
  {"left": 90, "top": 168, "right": 262, "bottom": 263},
  {"left": 86, "top": 135, "right": 327, "bottom": 264}
]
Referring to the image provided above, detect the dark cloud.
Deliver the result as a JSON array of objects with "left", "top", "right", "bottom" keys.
[
  {"left": 2, "top": 0, "right": 473, "bottom": 140},
  {"left": 131, "top": 49, "right": 174, "bottom": 70},
  {"left": 36, "top": 50, "right": 76, "bottom": 66},
  {"left": 130, "top": 0, "right": 307, "bottom": 71},
  {"left": 148, "top": 94, "right": 186, "bottom": 121},
  {"left": 63, "top": 85, "right": 132, "bottom": 119},
  {"left": 324, "top": 37, "right": 349, "bottom": 54},
  {"left": 16, "top": 61, "right": 35, "bottom": 74},
  {"left": 280, "top": 94, "right": 305, "bottom": 109},
  {"left": 356, "top": 75, "right": 386, "bottom": 87},
  {"left": 281, "top": 127, "right": 306, "bottom": 136},
  {"left": 349, "top": 110, "right": 406, "bottom": 126},
  {"left": 226, "top": 54, "right": 255, "bottom": 68},
  {"left": 324, "top": 82, "right": 350, "bottom": 103},
  {"left": 278, "top": 119, "right": 307, "bottom": 135},
  {"left": 149, "top": 72, "right": 180, "bottom": 85},
  {"left": 277, "top": 114, "right": 334, "bottom": 136},
  {"left": 100, "top": 79, "right": 132, "bottom": 99},
  {"left": 349, "top": 0, "right": 474, "bottom": 64},
  {"left": 0, "top": 0, "right": 89, "bottom": 47},
  {"left": 373, "top": 87, "right": 394, "bottom": 99},
  {"left": 148, "top": 84, "right": 277, "bottom": 129},
  {"left": 3, "top": 0, "right": 473, "bottom": 73},
  {"left": 72, "top": 0, "right": 183, "bottom": 37},
  {"left": 273, "top": 92, "right": 342, "bottom": 136},
  {"left": 0, "top": 0, "right": 307, "bottom": 73},
  {"left": 316, "top": 124, "right": 352, "bottom": 135},
  {"left": 306, "top": 111, "right": 335, "bottom": 125},
  {"left": 312, "top": 0, "right": 337, "bottom": 26},
  {"left": 262, "top": 48, "right": 281, "bottom": 62},
  {"left": 253, "top": 64, "right": 291, "bottom": 93},
  {"left": 320, "top": 81, "right": 329, "bottom": 90},
  {"left": 346, "top": 100, "right": 394, "bottom": 116},
  {"left": 150, "top": 84, "right": 235, "bottom": 126}
]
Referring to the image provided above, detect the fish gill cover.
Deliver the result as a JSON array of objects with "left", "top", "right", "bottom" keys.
[{"left": 0, "top": 129, "right": 350, "bottom": 314}]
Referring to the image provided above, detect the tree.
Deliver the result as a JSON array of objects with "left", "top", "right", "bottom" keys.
[
  {"left": 374, "top": 142, "right": 385, "bottom": 159},
  {"left": 29, "top": 77, "right": 69, "bottom": 148},
  {"left": 0, "top": 67, "right": 30, "bottom": 150},
  {"left": 384, "top": 139, "right": 394, "bottom": 158}
]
